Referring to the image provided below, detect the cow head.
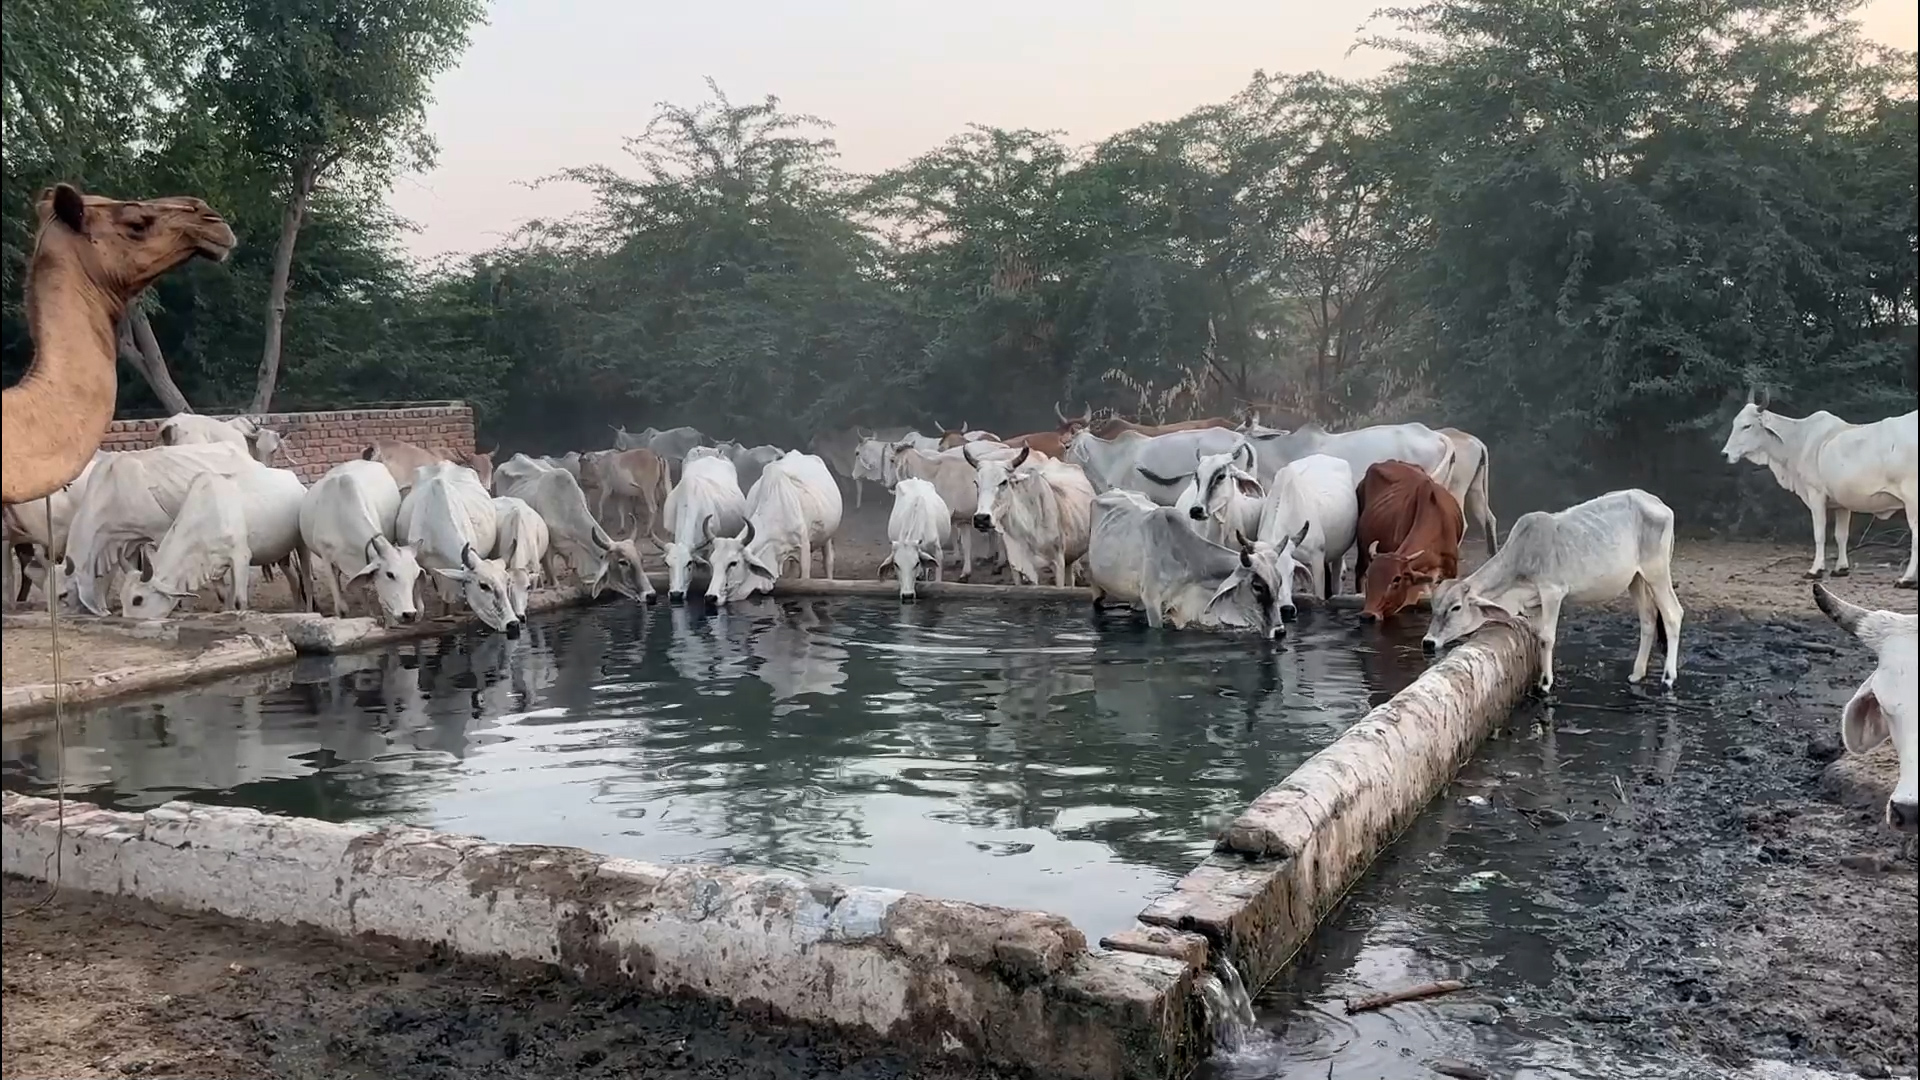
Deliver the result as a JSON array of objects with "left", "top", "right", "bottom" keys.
[
  {"left": 1188, "top": 446, "right": 1263, "bottom": 524},
  {"left": 1360, "top": 541, "right": 1450, "bottom": 622},
  {"left": 664, "top": 514, "right": 714, "bottom": 603},
  {"left": 705, "top": 520, "right": 779, "bottom": 605},
  {"left": 1814, "top": 583, "right": 1918, "bottom": 833},
  {"left": 1421, "top": 579, "right": 1526, "bottom": 656},
  {"left": 249, "top": 425, "right": 286, "bottom": 467},
  {"left": 121, "top": 544, "right": 196, "bottom": 621},
  {"left": 1718, "top": 399, "right": 1786, "bottom": 467},
  {"left": 347, "top": 535, "right": 423, "bottom": 626},
  {"left": 968, "top": 445, "right": 1030, "bottom": 532},
  {"left": 598, "top": 526, "right": 655, "bottom": 605},
  {"left": 432, "top": 541, "right": 521, "bottom": 635},
  {"left": 852, "top": 437, "right": 891, "bottom": 485},
  {"left": 1204, "top": 525, "right": 1308, "bottom": 639},
  {"left": 936, "top": 421, "right": 971, "bottom": 450},
  {"left": 1054, "top": 401, "right": 1093, "bottom": 435},
  {"left": 466, "top": 447, "right": 497, "bottom": 489},
  {"left": 879, "top": 541, "right": 934, "bottom": 601}
]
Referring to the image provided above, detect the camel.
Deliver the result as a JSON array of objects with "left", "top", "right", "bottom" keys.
[{"left": 2, "top": 183, "right": 236, "bottom": 505}]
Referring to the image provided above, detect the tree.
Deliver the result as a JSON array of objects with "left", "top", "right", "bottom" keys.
[{"left": 167, "top": 0, "right": 485, "bottom": 413}]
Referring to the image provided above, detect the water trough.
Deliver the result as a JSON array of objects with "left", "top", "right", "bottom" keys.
[{"left": 2, "top": 582, "right": 1532, "bottom": 1079}]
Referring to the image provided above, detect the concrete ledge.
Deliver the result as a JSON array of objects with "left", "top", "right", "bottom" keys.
[
  {"left": 0, "top": 631, "right": 296, "bottom": 720},
  {"left": 771, "top": 578, "right": 1091, "bottom": 601},
  {"left": 1, "top": 793, "right": 1203, "bottom": 1080},
  {"left": 1137, "top": 623, "right": 1537, "bottom": 991}
]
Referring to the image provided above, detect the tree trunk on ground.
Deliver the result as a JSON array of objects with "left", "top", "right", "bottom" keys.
[
  {"left": 251, "top": 153, "right": 321, "bottom": 415},
  {"left": 117, "top": 305, "right": 191, "bottom": 414}
]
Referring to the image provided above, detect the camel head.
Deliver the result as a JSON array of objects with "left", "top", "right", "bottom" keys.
[
  {"left": 3, "top": 184, "right": 236, "bottom": 506},
  {"left": 34, "top": 183, "right": 236, "bottom": 299}
]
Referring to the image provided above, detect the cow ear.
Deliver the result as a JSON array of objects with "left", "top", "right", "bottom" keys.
[
  {"left": 1841, "top": 686, "right": 1890, "bottom": 753},
  {"left": 432, "top": 567, "right": 472, "bottom": 583},
  {"left": 877, "top": 554, "right": 895, "bottom": 578},
  {"left": 1204, "top": 574, "right": 1241, "bottom": 611}
]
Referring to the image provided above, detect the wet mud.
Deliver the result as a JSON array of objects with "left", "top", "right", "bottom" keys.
[{"left": 1215, "top": 611, "right": 1917, "bottom": 1080}]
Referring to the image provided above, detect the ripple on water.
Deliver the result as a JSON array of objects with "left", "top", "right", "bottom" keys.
[{"left": 1, "top": 598, "right": 1408, "bottom": 937}]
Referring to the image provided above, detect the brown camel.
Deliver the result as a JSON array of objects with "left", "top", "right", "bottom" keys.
[{"left": 2, "top": 183, "right": 236, "bottom": 505}]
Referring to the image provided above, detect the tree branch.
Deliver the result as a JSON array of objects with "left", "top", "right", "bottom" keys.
[{"left": 117, "top": 305, "right": 192, "bottom": 415}]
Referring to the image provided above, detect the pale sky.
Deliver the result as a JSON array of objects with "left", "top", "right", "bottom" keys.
[{"left": 390, "top": 0, "right": 1920, "bottom": 262}]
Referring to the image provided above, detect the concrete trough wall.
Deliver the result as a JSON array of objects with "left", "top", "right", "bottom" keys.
[
  {"left": 0, "top": 792, "right": 1202, "bottom": 1080},
  {"left": 1132, "top": 623, "right": 1538, "bottom": 991}
]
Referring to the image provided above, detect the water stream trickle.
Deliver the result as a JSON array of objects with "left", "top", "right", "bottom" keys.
[{"left": 1199, "top": 958, "right": 1259, "bottom": 1052}]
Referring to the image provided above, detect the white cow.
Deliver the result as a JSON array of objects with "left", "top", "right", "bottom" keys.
[
  {"left": 715, "top": 441, "right": 785, "bottom": 494},
  {"left": 491, "top": 496, "right": 549, "bottom": 620},
  {"left": 1067, "top": 427, "right": 1249, "bottom": 504},
  {"left": 64, "top": 442, "right": 265, "bottom": 615},
  {"left": 398, "top": 461, "right": 516, "bottom": 631},
  {"left": 1720, "top": 402, "right": 1918, "bottom": 587},
  {"left": 495, "top": 467, "right": 652, "bottom": 602},
  {"left": 1422, "top": 489, "right": 1683, "bottom": 694},
  {"left": 299, "top": 460, "right": 422, "bottom": 625},
  {"left": 889, "top": 442, "right": 1017, "bottom": 579},
  {"left": 882, "top": 477, "right": 951, "bottom": 600},
  {"left": 1174, "top": 444, "right": 1266, "bottom": 548},
  {"left": 121, "top": 472, "right": 250, "bottom": 619},
  {"left": 2, "top": 451, "right": 104, "bottom": 605},
  {"left": 1257, "top": 454, "right": 1357, "bottom": 601},
  {"left": 1243, "top": 421, "right": 1498, "bottom": 551},
  {"left": 491, "top": 452, "right": 556, "bottom": 496},
  {"left": 967, "top": 445, "right": 1095, "bottom": 587},
  {"left": 1086, "top": 489, "right": 1307, "bottom": 638},
  {"left": 705, "top": 451, "right": 843, "bottom": 605},
  {"left": 660, "top": 453, "right": 748, "bottom": 603},
  {"left": 1813, "top": 583, "right": 1917, "bottom": 832},
  {"left": 156, "top": 412, "right": 285, "bottom": 467}
]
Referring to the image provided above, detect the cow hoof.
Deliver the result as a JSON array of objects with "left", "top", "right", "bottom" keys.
[
  {"left": 1627, "top": 672, "right": 1645, "bottom": 685},
  {"left": 1896, "top": 579, "right": 1919, "bottom": 591},
  {"left": 1832, "top": 566, "right": 1850, "bottom": 577},
  {"left": 1804, "top": 569, "right": 1825, "bottom": 580}
]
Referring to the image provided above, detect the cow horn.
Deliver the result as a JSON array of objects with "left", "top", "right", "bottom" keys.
[
  {"left": 1291, "top": 520, "right": 1310, "bottom": 548},
  {"left": 1813, "top": 582, "right": 1866, "bottom": 635},
  {"left": 460, "top": 542, "right": 477, "bottom": 570},
  {"left": 739, "top": 520, "right": 756, "bottom": 547},
  {"left": 364, "top": 536, "right": 381, "bottom": 564},
  {"left": 700, "top": 513, "right": 715, "bottom": 541},
  {"left": 963, "top": 446, "right": 979, "bottom": 469},
  {"left": 1758, "top": 384, "right": 1771, "bottom": 408},
  {"left": 1367, "top": 540, "right": 1380, "bottom": 559},
  {"left": 1079, "top": 402, "right": 1092, "bottom": 423},
  {"left": 1054, "top": 400, "right": 1069, "bottom": 422},
  {"left": 138, "top": 547, "right": 154, "bottom": 582},
  {"left": 1010, "top": 446, "right": 1030, "bottom": 470}
]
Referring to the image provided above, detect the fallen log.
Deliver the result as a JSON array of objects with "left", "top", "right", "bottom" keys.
[{"left": 1343, "top": 978, "right": 1468, "bottom": 1015}]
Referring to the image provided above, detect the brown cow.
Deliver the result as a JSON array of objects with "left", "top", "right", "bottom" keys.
[
  {"left": 580, "top": 448, "right": 672, "bottom": 537},
  {"left": 1081, "top": 406, "right": 1239, "bottom": 440},
  {"left": 363, "top": 439, "right": 452, "bottom": 492},
  {"left": 1354, "top": 460, "right": 1465, "bottom": 623},
  {"left": 997, "top": 430, "right": 1071, "bottom": 458}
]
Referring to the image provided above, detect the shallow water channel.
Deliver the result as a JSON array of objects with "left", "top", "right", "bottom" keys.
[{"left": 2, "top": 597, "right": 1423, "bottom": 937}]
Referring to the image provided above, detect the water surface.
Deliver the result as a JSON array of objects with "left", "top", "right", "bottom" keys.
[{"left": 3, "top": 597, "right": 1419, "bottom": 935}]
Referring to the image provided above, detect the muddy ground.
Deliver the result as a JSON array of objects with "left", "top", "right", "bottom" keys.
[{"left": 0, "top": 876, "right": 1024, "bottom": 1080}]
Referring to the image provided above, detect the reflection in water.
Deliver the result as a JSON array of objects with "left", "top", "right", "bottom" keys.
[{"left": 2, "top": 600, "right": 1417, "bottom": 935}]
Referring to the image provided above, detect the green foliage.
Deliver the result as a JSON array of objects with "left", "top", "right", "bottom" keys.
[{"left": 3, "top": 0, "right": 1911, "bottom": 528}]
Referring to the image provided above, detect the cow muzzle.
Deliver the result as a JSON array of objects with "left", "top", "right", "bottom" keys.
[
  {"left": 972, "top": 514, "right": 993, "bottom": 532},
  {"left": 1188, "top": 506, "right": 1206, "bottom": 521},
  {"left": 1279, "top": 603, "right": 1297, "bottom": 622},
  {"left": 397, "top": 611, "right": 419, "bottom": 625},
  {"left": 1421, "top": 637, "right": 1439, "bottom": 656},
  {"left": 505, "top": 620, "right": 522, "bottom": 639},
  {"left": 1359, "top": 609, "right": 1379, "bottom": 624},
  {"left": 668, "top": 590, "right": 686, "bottom": 605},
  {"left": 1890, "top": 798, "right": 1919, "bottom": 834}
]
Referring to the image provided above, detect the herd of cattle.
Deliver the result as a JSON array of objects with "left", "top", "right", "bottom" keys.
[{"left": 0, "top": 400, "right": 1913, "bottom": 827}]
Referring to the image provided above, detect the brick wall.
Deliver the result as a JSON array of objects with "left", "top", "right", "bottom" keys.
[{"left": 101, "top": 404, "right": 477, "bottom": 483}]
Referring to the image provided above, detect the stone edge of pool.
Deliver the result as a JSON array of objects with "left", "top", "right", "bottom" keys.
[{"left": 0, "top": 587, "right": 1529, "bottom": 1080}]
